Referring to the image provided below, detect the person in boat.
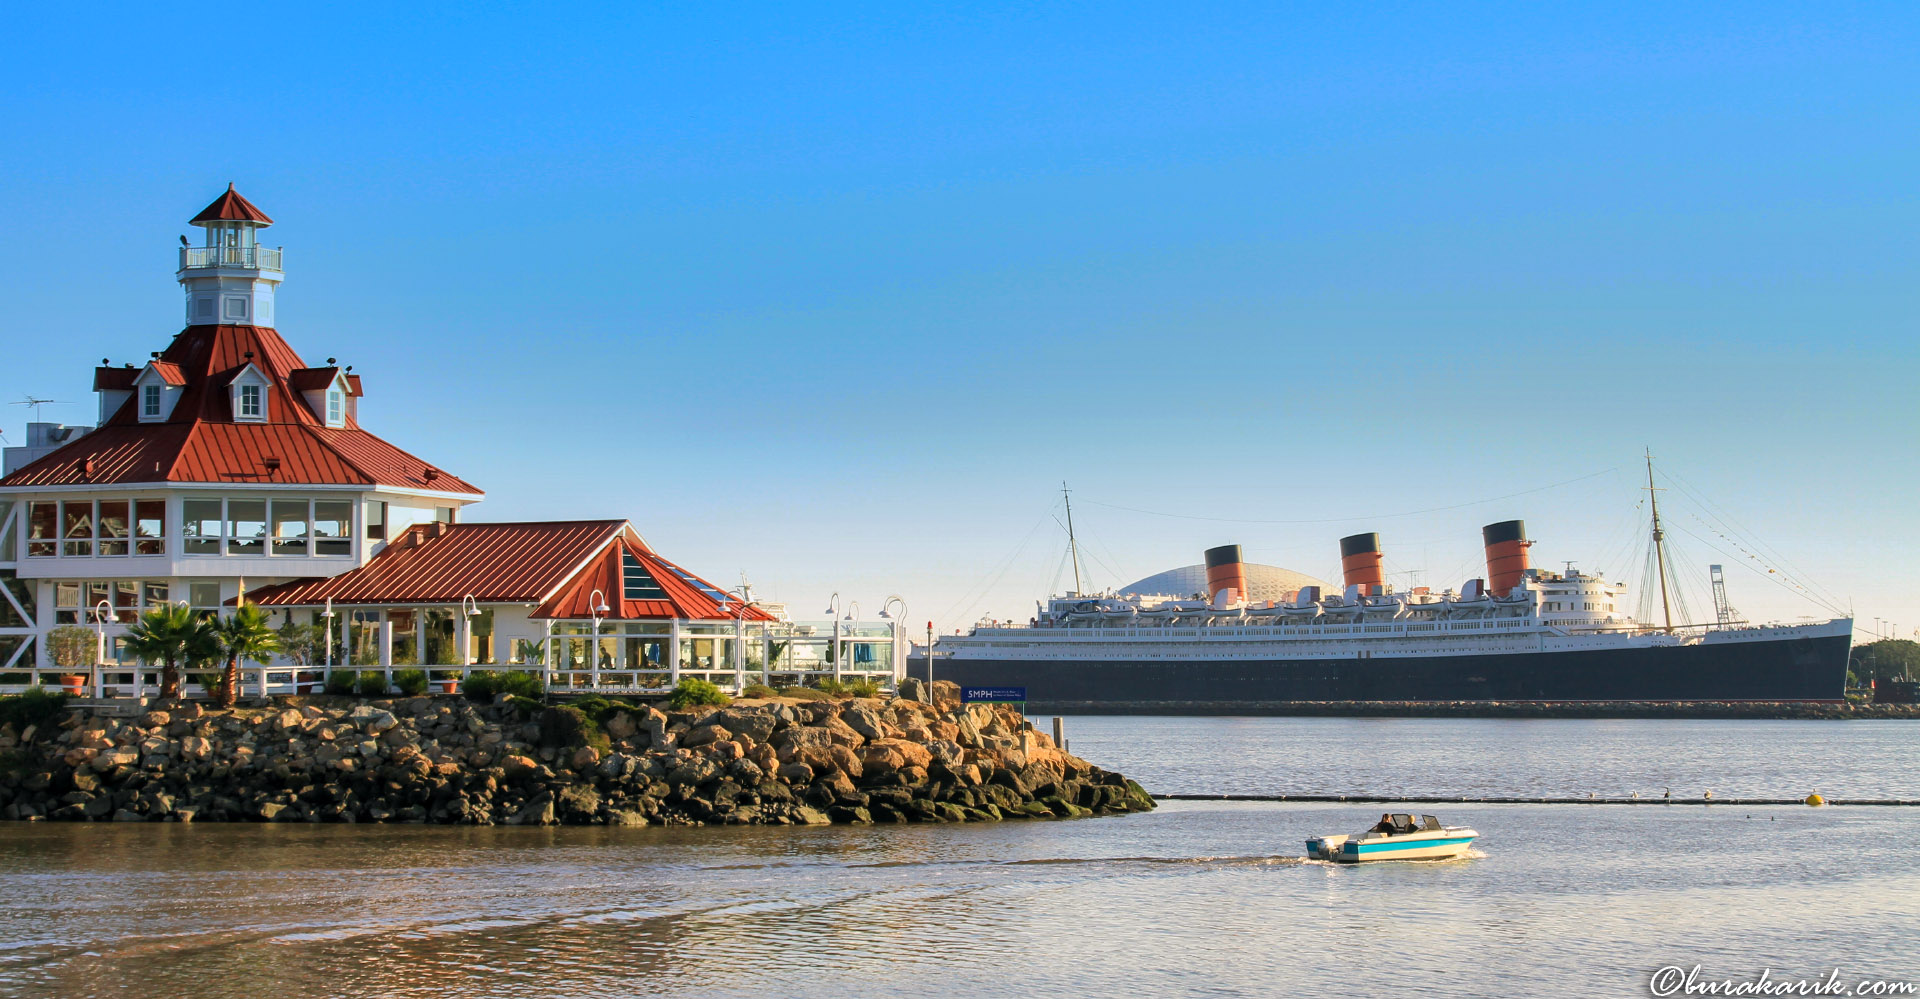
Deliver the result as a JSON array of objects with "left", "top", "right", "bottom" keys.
[{"left": 1373, "top": 814, "right": 1397, "bottom": 834}]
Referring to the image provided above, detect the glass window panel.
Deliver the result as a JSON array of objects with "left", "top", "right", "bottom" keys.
[
  {"left": 27, "top": 502, "right": 57, "bottom": 557},
  {"left": 62, "top": 501, "right": 94, "bottom": 557},
  {"left": 143, "top": 581, "right": 169, "bottom": 606},
  {"left": 134, "top": 500, "right": 166, "bottom": 555},
  {"left": 227, "top": 500, "right": 265, "bottom": 556},
  {"left": 98, "top": 500, "right": 129, "bottom": 556},
  {"left": 85, "top": 581, "right": 111, "bottom": 619},
  {"left": 313, "top": 501, "right": 351, "bottom": 556},
  {"left": 271, "top": 500, "right": 309, "bottom": 556},
  {"left": 424, "top": 608, "right": 458, "bottom": 665},
  {"left": 365, "top": 501, "right": 386, "bottom": 540},
  {"left": 114, "top": 581, "right": 138, "bottom": 623},
  {"left": 56, "top": 582, "right": 81, "bottom": 608},
  {"left": 349, "top": 610, "right": 382, "bottom": 666},
  {"left": 622, "top": 552, "right": 667, "bottom": 600},
  {"left": 468, "top": 608, "right": 494, "bottom": 663},
  {"left": 189, "top": 581, "right": 222, "bottom": 621},
  {"left": 389, "top": 609, "right": 418, "bottom": 666},
  {"left": 183, "top": 499, "right": 222, "bottom": 555}
]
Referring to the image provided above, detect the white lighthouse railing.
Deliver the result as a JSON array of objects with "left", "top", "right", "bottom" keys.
[{"left": 179, "top": 245, "right": 283, "bottom": 270}]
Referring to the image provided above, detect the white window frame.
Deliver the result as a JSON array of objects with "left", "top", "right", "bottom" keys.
[
  {"left": 142, "top": 384, "right": 162, "bottom": 418},
  {"left": 325, "top": 388, "right": 343, "bottom": 426}
]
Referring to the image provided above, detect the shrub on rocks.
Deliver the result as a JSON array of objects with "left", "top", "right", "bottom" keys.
[
  {"left": 0, "top": 689, "right": 68, "bottom": 730},
  {"left": 353, "top": 671, "right": 389, "bottom": 697},
  {"left": 741, "top": 684, "right": 778, "bottom": 699},
  {"left": 393, "top": 670, "right": 429, "bottom": 697},
  {"left": 323, "top": 671, "right": 356, "bottom": 696},
  {"left": 665, "top": 678, "right": 729, "bottom": 710},
  {"left": 462, "top": 670, "right": 543, "bottom": 703}
]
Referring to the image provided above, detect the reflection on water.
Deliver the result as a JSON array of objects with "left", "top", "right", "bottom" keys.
[{"left": 1, "top": 719, "right": 1917, "bottom": 998}]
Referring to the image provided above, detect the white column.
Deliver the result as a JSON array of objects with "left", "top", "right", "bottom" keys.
[
  {"left": 733, "top": 616, "right": 745, "bottom": 694},
  {"left": 457, "top": 613, "right": 473, "bottom": 666},
  {"left": 669, "top": 618, "right": 682, "bottom": 685}
]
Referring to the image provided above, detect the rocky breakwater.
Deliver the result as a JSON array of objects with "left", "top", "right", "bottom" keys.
[{"left": 0, "top": 682, "right": 1154, "bottom": 826}]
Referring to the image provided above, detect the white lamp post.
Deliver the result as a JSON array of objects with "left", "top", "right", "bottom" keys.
[
  {"left": 824, "top": 592, "right": 841, "bottom": 686},
  {"left": 322, "top": 598, "right": 336, "bottom": 686},
  {"left": 878, "top": 595, "right": 906, "bottom": 687},
  {"left": 92, "top": 599, "right": 112, "bottom": 700},
  {"left": 589, "top": 588, "right": 609, "bottom": 691}
]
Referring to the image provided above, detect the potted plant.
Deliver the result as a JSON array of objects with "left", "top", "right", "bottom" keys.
[
  {"left": 45, "top": 625, "right": 97, "bottom": 696},
  {"left": 438, "top": 673, "right": 461, "bottom": 696}
]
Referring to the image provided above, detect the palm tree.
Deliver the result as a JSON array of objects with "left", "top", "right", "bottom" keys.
[
  {"left": 214, "top": 603, "right": 281, "bottom": 708},
  {"left": 122, "top": 604, "right": 216, "bottom": 700}
]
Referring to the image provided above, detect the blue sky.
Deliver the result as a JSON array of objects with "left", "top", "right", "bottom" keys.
[{"left": 2, "top": 3, "right": 1915, "bottom": 637}]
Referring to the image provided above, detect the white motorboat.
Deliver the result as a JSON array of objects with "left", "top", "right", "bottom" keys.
[{"left": 1307, "top": 813, "right": 1478, "bottom": 863}]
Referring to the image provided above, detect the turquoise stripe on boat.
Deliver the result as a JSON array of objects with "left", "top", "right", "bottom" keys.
[{"left": 1342, "top": 837, "right": 1476, "bottom": 855}]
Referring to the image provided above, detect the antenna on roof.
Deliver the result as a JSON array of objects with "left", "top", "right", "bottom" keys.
[{"left": 13, "top": 396, "right": 71, "bottom": 423}]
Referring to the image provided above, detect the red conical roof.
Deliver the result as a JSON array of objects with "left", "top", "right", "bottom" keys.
[{"left": 191, "top": 184, "right": 274, "bottom": 226}]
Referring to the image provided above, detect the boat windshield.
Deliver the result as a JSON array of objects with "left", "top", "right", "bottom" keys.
[{"left": 1421, "top": 815, "right": 1441, "bottom": 831}]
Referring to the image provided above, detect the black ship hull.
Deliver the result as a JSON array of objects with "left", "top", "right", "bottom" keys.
[{"left": 910, "top": 633, "right": 1851, "bottom": 711}]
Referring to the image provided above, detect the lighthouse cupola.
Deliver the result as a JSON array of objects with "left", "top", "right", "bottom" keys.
[{"left": 177, "top": 183, "right": 282, "bottom": 328}]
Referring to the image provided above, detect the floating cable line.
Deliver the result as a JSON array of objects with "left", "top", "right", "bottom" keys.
[
  {"left": 939, "top": 501, "right": 1058, "bottom": 628},
  {"left": 1077, "top": 468, "right": 1618, "bottom": 525},
  {"left": 1659, "top": 468, "right": 1847, "bottom": 611},
  {"left": 1666, "top": 522, "right": 1843, "bottom": 614}
]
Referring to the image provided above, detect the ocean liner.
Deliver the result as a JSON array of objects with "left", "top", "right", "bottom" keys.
[{"left": 917, "top": 464, "right": 1853, "bottom": 709}]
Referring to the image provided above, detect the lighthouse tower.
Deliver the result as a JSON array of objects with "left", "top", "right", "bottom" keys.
[{"left": 177, "top": 183, "right": 283, "bottom": 328}]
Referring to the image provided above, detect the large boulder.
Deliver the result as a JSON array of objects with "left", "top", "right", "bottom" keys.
[
  {"left": 679, "top": 724, "right": 730, "bottom": 749},
  {"left": 860, "top": 738, "right": 933, "bottom": 775},
  {"left": 537, "top": 706, "right": 593, "bottom": 748},
  {"left": 897, "top": 676, "right": 928, "bottom": 703},
  {"left": 841, "top": 705, "right": 888, "bottom": 742},
  {"left": 714, "top": 707, "right": 776, "bottom": 745}
]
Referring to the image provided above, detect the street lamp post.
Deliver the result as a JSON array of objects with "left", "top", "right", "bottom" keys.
[
  {"left": 92, "top": 599, "right": 112, "bottom": 700},
  {"left": 878, "top": 595, "right": 906, "bottom": 688},
  {"left": 824, "top": 592, "right": 841, "bottom": 687},
  {"left": 588, "top": 588, "right": 610, "bottom": 691},
  {"left": 720, "top": 590, "right": 744, "bottom": 696},
  {"left": 322, "top": 598, "right": 336, "bottom": 687}
]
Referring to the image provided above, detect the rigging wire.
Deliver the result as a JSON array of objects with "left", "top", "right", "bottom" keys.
[
  {"left": 1076, "top": 468, "right": 1618, "bottom": 525},
  {"left": 937, "top": 501, "right": 1058, "bottom": 628},
  {"left": 1658, "top": 468, "right": 1847, "bottom": 611}
]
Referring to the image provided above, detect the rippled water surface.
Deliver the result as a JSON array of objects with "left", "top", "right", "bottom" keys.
[{"left": 1, "top": 718, "right": 1915, "bottom": 998}]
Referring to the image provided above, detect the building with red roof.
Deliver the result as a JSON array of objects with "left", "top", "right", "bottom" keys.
[{"left": 0, "top": 189, "right": 867, "bottom": 695}]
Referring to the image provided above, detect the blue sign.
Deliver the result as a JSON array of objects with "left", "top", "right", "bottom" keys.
[{"left": 962, "top": 686, "right": 1027, "bottom": 703}]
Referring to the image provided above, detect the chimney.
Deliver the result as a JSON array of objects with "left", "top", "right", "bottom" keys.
[
  {"left": 1482, "top": 520, "right": 1532, "bottom": 596},
  {"left": 1203, "top": 544, "right": 1249, "bottom": 604},
  {"left": 1339, "top": 532, "right": 1385, "bottom": 591}
]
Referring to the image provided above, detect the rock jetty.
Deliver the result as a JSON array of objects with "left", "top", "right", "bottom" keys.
[
  {"left": 0, "top": 680, "right": 1154, "bottom": 826},
  {"left": 1040, "top": 699, "right": 1920, "bottom": 720}
]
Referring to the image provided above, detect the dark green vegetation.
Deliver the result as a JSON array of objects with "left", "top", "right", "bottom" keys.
[
  {"left": 665, "top": 678, "right": 730, "bottom": 710},
  {"left": 1852, "top": 639, "right": 1920, "bottom": 684}
]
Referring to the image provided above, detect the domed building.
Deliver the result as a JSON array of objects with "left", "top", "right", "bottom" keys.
[{"left": 1118, "top": 562, "right": 1329, "bottom": 604}]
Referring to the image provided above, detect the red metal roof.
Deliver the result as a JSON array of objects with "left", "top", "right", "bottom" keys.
[
  {"left": 286, "top": 366, "right": 347, "bottom": 393},
  {"left": 0, "top": 324, "right": 479, "bottom": 494},
  {"left": 93, "top": 367, "right": 139, "bottom": 391},
  {"left": 251, "top": 521, "right": 628, "bottom": 606},
  {"left": 190, "top": 184, "right": 274, "bottom": 226},
  {"left": 535, "top": 537, "right": 776, "bottom": 622},
  {"left": 248, "top": 520, "right": 774, "bottom": 622}
]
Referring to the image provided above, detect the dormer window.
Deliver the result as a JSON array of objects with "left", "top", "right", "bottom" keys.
[
  {"left": 142, "top": 384, "right": 161, "bottom": 418},
  {"left": 326, "top": 388, "right": 343, "bottom": 426},
  {"left": 237, "top": 383, "right": 263, "bottom": 420}
]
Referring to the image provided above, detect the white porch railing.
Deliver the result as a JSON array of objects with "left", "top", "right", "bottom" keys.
[{"left": 178, "top": 245, "right": 283, "bottom": 270}]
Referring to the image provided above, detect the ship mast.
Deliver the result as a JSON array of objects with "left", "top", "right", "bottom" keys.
[
  {"left": 1062, "top": 481, "right": 1084, "bottom": 596},
  {"left": 1645, "top": 449, "right": 1675, "bottom": 634}
]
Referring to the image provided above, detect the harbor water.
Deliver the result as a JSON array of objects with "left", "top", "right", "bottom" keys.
[{"left": 2, "top": 718, "right": 1916, "bottom": 998}]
